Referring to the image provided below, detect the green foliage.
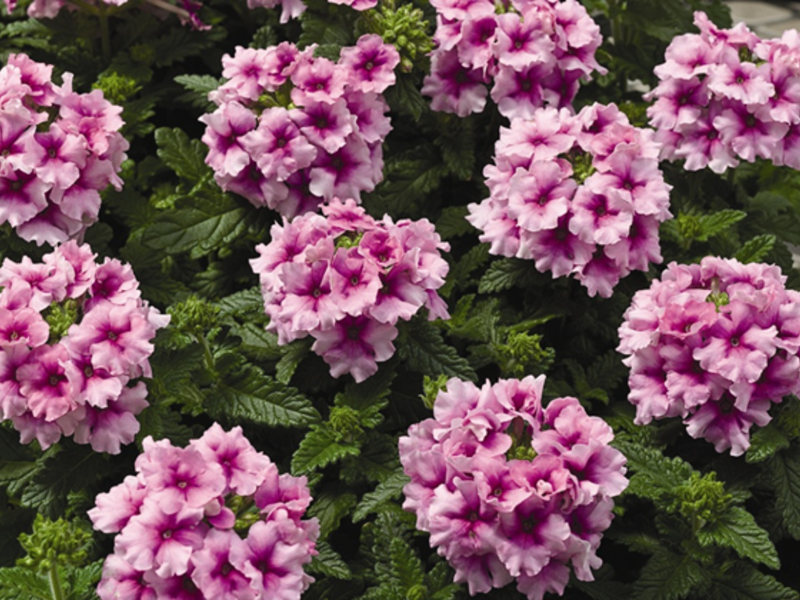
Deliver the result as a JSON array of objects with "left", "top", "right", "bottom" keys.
[
  {"left": 209, "top": 363, "right": 321, "bottom": 428},
  {"left": 696, "top": 506, "right": 779, "bottom": 569},
  {"left": 154, "top": 127, "right": 212, "bottom": 183},
  {"left": 767, "top": 444, "right": 800, "bottom": 539},
  {"left": 633, "top": 548, "right": 710, "bottom": 600},
  {"left": 397, "top": 318, "right": 477, "bottom": 381}
]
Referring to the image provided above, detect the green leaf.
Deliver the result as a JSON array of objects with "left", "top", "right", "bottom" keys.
[
  {"left": 478, "top": 258, "right": 537, "bottom": 293},
  {"left": 734, "top": 234, "right": 776, "bottom": 264},
  {"left": 398, "top": 318, "right": 477, "bottom": 381},
  {"left": 633, "top": 549, "right": 709, "bottom": 600},
  {"left": 767, "top": 445, "right": 800, "bottom": 538},
  {"left": 0, "top": 429, "right": 37, "bottom": 498},
  {"left": 141, "top": 194, "right": 250, "bottom": 258},
  {"left": 435, "top": 206, "right": 473, "bottom": 239},
  {"left": 384, "top": 73, "right": 428, "bottom": 122},
  {"left": 275, "top": 339, "right": 311, "bottom": 384},
  {"left": 617, "top": 441, "right": 695, "bottom": 502},
  {"left": 154, "top": 127, "right": 211, "bottom": 183},
  {"left": 746, "top": 424, "right": 790, "bottom": 464},
  {"left": 20, "top": 444, "right": 110, "bottom": 518},
  {"left": 291, "top": 425, "right": 361, "bottom": 475},
  {"left": 0, "top": 566, "right": 51, "bottom": 600},
  {"left": 697, "top": 507, "right": 779, "bottom": 569},
  {"left": 697, "top": 209, "right": 747, "bottom": 241},
  {"left": 353, "top": 470, "right": 410, "bottom": 522},
  {"left": 710, "top": 566, "right": 800, "bottom": 600},
  {"left": 306, "top": 485, "right": 358, "bottom": 540},
  {"left": 233, "top": 322, "right": 284, "bottom": 362},
  {"left": 441, "top": 243, "right": 490, "bottom": 297},
  {"left": 308, "top": 541, "right": 352, "bottom": 580},
  {"left": 335, "top": 362, "right": 396, "bottom": 426},
  {"left": 210, "top": 364, "right": 321, "bottom": 428},
  {"left": 377, "top": 146, "right": 447, "bottom": 210},
  {"left": 389, "top": 536, "right": 426, "bottom": 591},
  {"left": 174, "top": 74, "right": 220, "bottom": 110},
  {"left": 298, "top": 6, "right": 352, "bottom": 48},
  {"left": 216, "top": 287, "right": 265, "bottom": 320}
]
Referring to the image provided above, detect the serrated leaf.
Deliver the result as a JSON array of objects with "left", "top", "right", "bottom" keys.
[
  {"left": 478, "top": 257, "right": 536, "bottom": 293},
  {"left": 377, "top": 147, "right": 447, "bottom": 209},
  {"left": 309, "top": 541, "right": 352, "bottom": 580},
  {"left": 710, "top": 566, "right": 800, "bottom": 600},
  {"left": 216, "top": 287, "right": 265, "bottom": 319},
  {"left": 768, "top": 445, "right": 800, "bottom": 538},
  {"left": 276, "top": 339, "right": 312, "bottom": 384},
  {"left": 20, "top": 444, "right": 110, "bottom": 518},
  {"left": 398, "top": 319, "right": 477, "bottom": 381},
  {"left": 141, "top": 195, "right": 250, "bottom": 258},
  {"left": 735, "top": 234, "right": 776, "bottom": 263},
  {"left": 384, "top": 73, "right": 428, "bottom": 122},
  {"left": 306, "top": 485, "right": 358, "bottom": 540},
  {"left": 390, "top": 537, "right": 426, "bottom": 591},
  {"left": 633, "top": 549, "right": 709, "bottom": 600},
  {"left": 436, "top": 206, "right": 473, "bottom": 239},
  {"left": 353, "top": 470, "right": 410, "bottom": 522},
  {"left": 154, "top": 127, "right": 211, "bottom": 183},
  {"left": 0, "top": 429, "right": 37, "bottom": 498},
  {"left": 697, "top": 209, "right": 747, "bottom": 241},
  {"left": 697, "top": 506, "right": 779, "bottom": 569},
  {"left": 298, "top": 7, "right": 352, "bottom": 48},
  {"left": 234, "top": 322, "right": 284, "bottom": 361},
  {"left": 441, "top": 243, "right": 489, "bottom": 297},
  {"left": 174, "top": 74, "right": 220, "bottom": 110},
  {"left": 341, "top": 432, "right": 399, "bottom": 484},
  {"left": 291, "top": 425, "right": 361, "bottom": 475},
  {"left": 0, "top": 566, "right": 51, "bottom": 600},
  {"left": 746, "top": 424, "right": 790, "bottom": 464},
  {"left": 617, "top": 441, "right": 695, "bottom": 502},
  {"left": 210, "top": 364, "right": 321, "bottom": 428}
]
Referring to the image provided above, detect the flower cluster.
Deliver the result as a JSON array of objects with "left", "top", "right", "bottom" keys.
[
  {"left": 467, "top": 103, "right": 672, "bottom": 297},
  {"left": 202, "top": 36, "right": 397, "bottom": 218},
  {"left": 4, "top": 0, "right": 214, "bottom": 30},
  {"left": 399, "top": 376, "right": 628, "bottom": 599},
  {"left": 422, "top": 0, "right": 604, "bottom": 118},
  {"left": 0, "top": 54, "right": 128, "bottom": 246},
  {"left": 647, "top": 12, "right": 800, "bottom": 172},
  {"left": 250, "top": 197, "right": 450, "bottom": 382},
  {"left": 618, "top": 257, "right": 800, "bottom": 456},
  {"left": 0, "top": 241, "right": 168, "bottom": 453},
  {"left": 89, "top": 423, "right": 319, "bottom": 600}
]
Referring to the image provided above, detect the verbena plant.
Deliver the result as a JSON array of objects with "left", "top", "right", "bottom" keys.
[{"left": 2, "top": 0, "right": 800, "bottom": 599}]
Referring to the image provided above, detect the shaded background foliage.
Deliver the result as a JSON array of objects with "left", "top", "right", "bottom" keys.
[{"left": 3, "top": 0, "right": 800, "bottom": 598}]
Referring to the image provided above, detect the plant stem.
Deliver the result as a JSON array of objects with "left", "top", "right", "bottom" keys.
[{"left": 48, "top": 564, "right": 64, "bottom": 600}]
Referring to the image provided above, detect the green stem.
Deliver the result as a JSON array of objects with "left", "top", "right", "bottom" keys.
[
  {"left": 48, "top": 564, "right": 64, "bottom": 600},
  {"left": 200, "top": 335, "right": 216, "bottom": 373}
]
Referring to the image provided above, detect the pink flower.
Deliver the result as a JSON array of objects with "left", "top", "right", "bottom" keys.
[
  {"left": 619, "top": 257, "right": 800, "bottom": 455},
  {"left": 400, "top": 377, "right": 627, "bottom": 598},
  {"left": 339, "top": 34, "right": 400, "bottom": 94}
]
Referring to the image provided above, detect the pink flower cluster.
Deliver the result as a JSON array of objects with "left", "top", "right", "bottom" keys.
[
  {"left": 89, "top": 423, "right": 319, "bottom": 600},
  {"left": 399, "top": 376, "right": 628, "bottom": 599},
  {"left": 3, "top": 0, "right": 214, "bottom": 30},
  {"left": 647, "top": 12, "right": 800, "bottom": 172},
  {"left": 467, "top": 103, "right": 672, "bottom": 297},
  {"left": 250, "top": 198, "right": 450, "bottom": 382},
  {"left": 618, "top": 257, "right": 800, "bottom": 456},
  {"left": 422, "top": 0, "right": 604, "bottom": 118},
  {"left": 0, "top": 241, "right": 168, "bottom": 453},
  {"left": 201, "top": 35, "right": 398, "bottom": 218},
  {"left": 0, "top": 53, "right": 128, "bottom": 246}
]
